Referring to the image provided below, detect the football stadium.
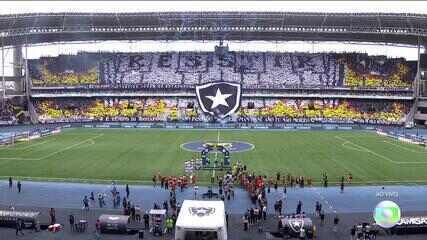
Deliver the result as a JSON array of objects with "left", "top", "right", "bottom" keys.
[{"left": 1, "top": 1, "right": 427, "bottom": 240}]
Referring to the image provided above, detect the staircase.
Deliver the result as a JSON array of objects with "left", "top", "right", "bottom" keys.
[
  {"left": 405, "top": 99, "right": 418, "bottom": 126},
  {"left": 414, "top": 99, "right": 427, "bottom": 125},
  {"left": 27, "top": 100, "right": 38, "bottom": 124}
]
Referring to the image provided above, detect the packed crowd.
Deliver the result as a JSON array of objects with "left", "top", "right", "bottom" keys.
[
  {"left": 34, "top": 97, "right": 410, "bottom": 125},
  {"left": 0, "top": 100, "right": 19, "bottom": 125},
  {"left": 238, "top": 99, "right": 410, "bottom": 125},
  {"left": 29, "top": 51, "right": 415, "bottom": 89}
]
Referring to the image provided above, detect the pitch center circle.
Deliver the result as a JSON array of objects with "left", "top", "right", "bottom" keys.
[{"left": 181, "top": 140, "right": 254, "bottom": 153}]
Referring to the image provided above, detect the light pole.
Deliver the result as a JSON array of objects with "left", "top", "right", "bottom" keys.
[{"left": 1, "top": 37, "right": 5, "bottom": 110}]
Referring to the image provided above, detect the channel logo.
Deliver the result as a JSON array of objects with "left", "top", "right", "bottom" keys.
[{"left": 373, "top": 200, "right": 401, "bottom": 228}]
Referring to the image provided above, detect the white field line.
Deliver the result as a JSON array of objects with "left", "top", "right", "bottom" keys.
[
  {"left": 0, "top": 139, "right": 53, "bottom": 151},
  {"left": 57, "top": 133, "right": 105, "bottom": 135},
  {"left": 341, "top": 141, "right": 367, "bottom": 152},
  {"left": 18, "top": 139, "right": 52, "bottom": 150},
  {"left": 383, "top": 140, "right": 427, "bottom": 154},
  {"left": 0, "top": 134, "right": 104, "bottom": 161},
  {"left": 37, "top": 133, "right": 104, "bottom": 160},
  {"left": 328, "top": 156, "right": 369, "bottom": 181},
  {"left": 336, "top": 140, "right": 371, "bottom": 180},
  {"left": 0, "top": 133, "right": 102, "bottom": 150},
  {"left": 0, "top": 141, "right": 26, "bottom": 148},
  {"left": 335, "top": 135, "right": 427, "bottom": 165}
]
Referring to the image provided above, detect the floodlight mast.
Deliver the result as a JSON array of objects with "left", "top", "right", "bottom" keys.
[{"left": 1, "top": 37, "right": 5, "bottom": 110}]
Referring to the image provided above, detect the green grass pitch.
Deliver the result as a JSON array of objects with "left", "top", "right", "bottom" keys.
[{"left": 0, "top": 128, "right": 426, "bottom": 185}]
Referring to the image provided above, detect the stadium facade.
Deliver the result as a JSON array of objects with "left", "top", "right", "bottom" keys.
[{"left": 0, "top": 12, "right": 427, "bottom": 126}]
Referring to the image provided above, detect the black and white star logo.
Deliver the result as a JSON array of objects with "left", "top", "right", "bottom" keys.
[
  {"left": 189, "top": 207, "right": 216, "bottom": 217},
  {"left": 206, "top": 89, "right": 232, "bottom": 109},
  {"left": 196, "top": 82, "right": 241, "bottom": 119},
  {"left": 289, "top": 218, "right": 305, "bottom": 233}
]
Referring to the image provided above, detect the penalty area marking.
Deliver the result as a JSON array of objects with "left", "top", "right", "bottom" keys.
[
  {"left": 383, "top": 140, "right": 426, "bottom": 154},
  {"left": 0, "top": 134, "right": 104, "bottom": 161},
  {"left": 328, "top": 155, "right": 369, "bottom": 180},
  {"left": 341, "top": 141, "right": 368, "bottom": 152},
  {"left": 0, "top": 133, "right": 102, "bottom": 150},
  {"left": 0, "top": 139, "right": 53, "bottom": 151},
  {"left": 335, "top": 135, "right": 427, "bottom": 165}
]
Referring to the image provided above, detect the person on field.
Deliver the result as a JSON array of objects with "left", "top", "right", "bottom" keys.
[
  {"left": 299, "top": 227, "right": 306, "bottom": 239},
  {"left": 348, "top": 173, "right": 353, "bottom": 183},
  {"left": 296, "top": 200, "right": 302, "bottom": 214},
  {"left": 340, "top": 176, "right": 345, "bottom": 193},
  {"left": 262, "top": 204, "right": 267, "bottom": 220},
  {"left": 97, "top": 193, "right": 104, "bottom": 208},
  {"left": 83, "top": 195, "right": 89, "bottom": 210},
  {"left": 165, "top": 217, "right": 174, "bottom": 234},
  {"left": 320, "top": 211, "right": 325, "bottom": 226},
  {"left": 350, "top": 225, "right": 356, "bottom": 240},
  {"left": 333, "top": 215, "right": 339, "bottom": 232},
  {"left": 152, "top": 175, "right": 157, "bottom": 187},
  {"left": 90, "top": 191, "right": 95, "bottom": 201},
  {"left": 95, "top": 219, "right": 101, "bottom": 240},
  {"left": 49, "top": 208, "right": 56, "bottom": 225},
  {"left": 126, "top": 184, "right": 130, "bottom": 198},
  {"left": 163, "top": 201, "right": 169, "bottom": 213},
  {"left": 111, "top": 181, "right": 117, "bottom": 193},
  {"left": 143, "top": 211, "right": 150, "bottom": 229},
  {"left": 69, "top": 214, "right": 75, "bottom": 232},
  {"left": 243, "top": 214, "right": 249, "bottom": 231},
  {"left": 315, "top": 201, "right": 320, "bottom": 216},
  {"left": 9, "top": 177, "right": 12, "bottom": 188},
  {"left": 16, "top": 218, "right": 24, "bottom": 236},
  {"left": 122, "top": 197, "right": 127, "bottom": 209},
  {"left": 17, "top": 181, "right": 22, "bottom": 193},
  {"left": 116, "top": 192, "right": 121, "bottom": 209}
]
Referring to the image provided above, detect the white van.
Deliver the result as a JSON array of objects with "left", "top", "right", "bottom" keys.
[{"left": 175, "top": 200, "right": 227, "bottom": 240}]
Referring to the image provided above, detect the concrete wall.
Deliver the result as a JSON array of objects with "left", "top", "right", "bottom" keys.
[{"left": 13, "top": 45, "right": 22, "bottom": 77}]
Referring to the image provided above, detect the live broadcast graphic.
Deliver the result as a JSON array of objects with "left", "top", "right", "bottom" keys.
[{"left": 374, "top": 200, "right": 401, "bottom": 228}]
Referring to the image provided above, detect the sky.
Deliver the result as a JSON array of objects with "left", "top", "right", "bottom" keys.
[{"left": 1, "top": 1, "right": 426, "bottom": 75}]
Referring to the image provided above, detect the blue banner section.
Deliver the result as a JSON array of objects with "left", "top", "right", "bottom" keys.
[
  {"left": 0, "top": 127, "right": 63, "bottom": 145},
  {"left": 376, "top": 129, "right": 426, "bottom": 146},
  {"left": 32, "top": 122, "right": 391, "bottom": 131},
  {"left": 3, "top": 122, "right": 403, "bottom": 132}
]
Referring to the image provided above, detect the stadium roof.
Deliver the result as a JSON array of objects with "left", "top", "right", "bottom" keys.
[{"left": 1, "top": 12, "right": 427, "bottom": 46}]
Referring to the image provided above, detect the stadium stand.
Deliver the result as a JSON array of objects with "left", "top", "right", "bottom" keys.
[
  {"left": 33, "top": 98, "right": 409, "bottom": 125},
  {"left": 28, "top": 51, "right": 416, "bottom": 89},
  {"left": 0, "top": 99, "right": 27, "bottom": 126},
  {"left": 24, "top": 51, "right": 415, "bottom": 125},
  {"left": 0, "top": 101, "right": 16, "bottom": 125},
  {"left": 25, "top": 51, "right": 416, "bottom": 125}
]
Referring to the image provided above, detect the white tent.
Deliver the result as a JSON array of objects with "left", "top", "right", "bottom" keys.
[{"left": 175, "top": 200, "right": 227, "bottom": 240}]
